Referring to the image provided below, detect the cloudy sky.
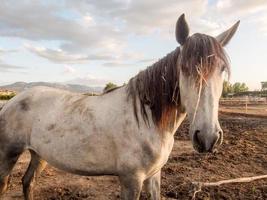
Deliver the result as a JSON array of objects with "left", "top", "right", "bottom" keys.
[{"left": 0, "top": 0, "right": 266, "bottom": 90}]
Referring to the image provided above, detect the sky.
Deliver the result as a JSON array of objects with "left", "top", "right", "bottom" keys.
[{"left": 0, "top": 0, "right": 266, "bottom": 90}]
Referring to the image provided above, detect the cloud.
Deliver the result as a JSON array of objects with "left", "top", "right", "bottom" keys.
[
  {"left": 0, "top": 1, "right": 210, "bottom": 54},
  {"left": 25, "top": 44, "right": 89, "bottom": 63},
  {"left": 102, "top": 57, "right": 156, "bottom": 67},
  {"left": 212, "top": 0, "right": 267, "bottom": 35},
  {"left": 1, "top": 0, "right": 254, "bottom": 67},
  {"left": 102, "top": 62, "right": 134, "bottom": 68},
  {"left": 1, "top": 0, "right": 267, "bottom": 75},
  {"left": 255, "top": 14, "right": 267, "bottom": 35},
  {"left": 0, "top": 62, "right": 26, "bottom": 73},
  {"left": 25, "top": 44, "right": 114, "bottom": 63},
  {"left": 0, "top": 1, "right": 125, "bottom": 54},
  {"left": 1, "top": 1, "right": 267, "bottom": 48},
  {"left": 24, "top": 43, "right": 148, "bottom": 65},
  {"left": 137, "top": 58, "right": 157, "bottom": 63},
  {"left": 0, "top": 48, "right": 18, "bottom": 55},
  {"left": 216, "top": 0, "right": 267, "bottom": 15},
  {"left": 67, "top": 0, "right": 207, "bottom": 32},
  {"left": 63, "top": 65, "right": 77, "bottom": 74}
]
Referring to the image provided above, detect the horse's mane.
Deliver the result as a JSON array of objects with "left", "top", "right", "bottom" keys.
[
  {"left": 127, "top": 48, "right": 181, "bottom": 129},
  {"left": 127, "top": 33, "right": 229, "bottom": 130}
]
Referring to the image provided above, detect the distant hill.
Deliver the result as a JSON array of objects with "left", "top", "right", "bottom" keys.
[{"left": 0, "top": 82, "right": 103, "bottom": 93}]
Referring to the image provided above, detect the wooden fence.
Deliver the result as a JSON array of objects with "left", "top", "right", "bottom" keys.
[{"left": 220, "top": 97, "right": 267, "bottom": 114}]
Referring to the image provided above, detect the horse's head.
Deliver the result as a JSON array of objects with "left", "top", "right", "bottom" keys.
[{"left": 176, "top": 14, "right": 239, "bottom": 153}]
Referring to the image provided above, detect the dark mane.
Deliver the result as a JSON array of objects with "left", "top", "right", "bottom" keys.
[
  {"left": 127, "top": 48, "right": 181, "bottom": 129},
  {"left": 127, "top": 34, "right": 229, "bottom": 130}
]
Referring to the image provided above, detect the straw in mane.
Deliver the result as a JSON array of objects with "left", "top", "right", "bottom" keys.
[{"left": 127, "top": 33, "right": 229, "bottom": 131}]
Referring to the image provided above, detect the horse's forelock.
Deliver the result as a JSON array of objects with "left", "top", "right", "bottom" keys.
[{"left": 180, "top": 33, "right": 230, "bottom": 83}]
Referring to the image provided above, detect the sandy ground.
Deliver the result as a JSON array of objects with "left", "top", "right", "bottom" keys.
[{"left": 1, "top": 113, "right": 266, "bottom": 200}]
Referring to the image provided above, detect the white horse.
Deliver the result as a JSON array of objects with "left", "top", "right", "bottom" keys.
[{"left": 0, "top": 14, "right": 239, "bottom": 200}]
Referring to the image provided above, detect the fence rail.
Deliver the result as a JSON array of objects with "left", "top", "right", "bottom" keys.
[
  {"left": 220, "top": 97, "right": 267, "bottom": 105},
  {"left": 220, "top": 97, "right": 267, "bottom": 114}
]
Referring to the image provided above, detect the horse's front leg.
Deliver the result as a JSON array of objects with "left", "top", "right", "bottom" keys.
[
  {"left": 144, "top": 170, "right": 161, "bottom": 200},
  {"left": 119, "top": 174, "right": 144, "bottom": 200}
]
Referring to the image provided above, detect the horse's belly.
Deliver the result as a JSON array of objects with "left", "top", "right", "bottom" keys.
[{"left": 30, "top": 131, "right": 118, "bottom": 176}]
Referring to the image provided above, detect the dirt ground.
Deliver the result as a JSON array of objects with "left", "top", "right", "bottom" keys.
[{"left": 1, "top": 113, "right": 267, "bottom": 200}]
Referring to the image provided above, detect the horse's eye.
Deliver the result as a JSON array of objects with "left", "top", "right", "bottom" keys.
[{"left": 221, "top": 65, "right": 226, "bottom": 73}]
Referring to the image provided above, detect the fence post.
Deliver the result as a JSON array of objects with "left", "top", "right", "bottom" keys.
[{"left": 245, "top": 96, "right": 248, "bottom": 114}]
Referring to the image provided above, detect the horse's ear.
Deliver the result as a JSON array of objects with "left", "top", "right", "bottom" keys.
[
  {"left": 216, "top": 21, "right": 240, "bottom": 46},
  {"left": 176, "top": 14, "right": 189, "bottom": 45}
]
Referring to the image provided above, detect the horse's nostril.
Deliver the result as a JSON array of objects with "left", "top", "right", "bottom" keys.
[
  {"left": 193, "top": 130, "right": 201, "bottom": 144},
  {"left": 193, "top": 130, "right": 204, "bottom": 152}
]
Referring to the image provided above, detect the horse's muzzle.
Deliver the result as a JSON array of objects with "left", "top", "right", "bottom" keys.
[{"left": 192, "top": 130, "right": 223, "bottom": 153}]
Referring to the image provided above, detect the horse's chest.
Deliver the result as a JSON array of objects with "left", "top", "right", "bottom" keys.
[
  {"left": 159, "top": 137, "right": 174, "bottom": 164},
  {"left": 146, "top": 137, "right": 174, "bottom": 177}
]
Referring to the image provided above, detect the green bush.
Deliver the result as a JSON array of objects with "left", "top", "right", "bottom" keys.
[
  {"left": 0, "top": 93, "right": 16, "bottom": 100},
  {"left": 103, "top": 82, "right": 118, "bottom": 93}
]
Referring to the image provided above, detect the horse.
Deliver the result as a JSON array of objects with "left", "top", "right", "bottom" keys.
[{"left": 0, "top": 14, "right": 239, "bottom": 200}]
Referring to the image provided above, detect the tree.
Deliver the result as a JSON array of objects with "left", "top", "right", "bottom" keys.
[
  {"left": 222, "top": 81, "right": 249, "bottom": 97},
  {"left": 261, "top": 82, "right": 267, "bottom": 91},
  {"left": 232, "top": 82, "right": 241, "bottom": 93},
  {"left": 232, "top": 82, "right": 249, "bottom": 93},
  {"left": 103, "top": 82, "right": 117, "bottom": 92},
  {"left": 222, "top": 81, "right": 233, "bottom": 97},
  {"left": 233, "top": 82, "right": 251, "bottom": 93},
  {"left": 240, "top": 83, "right": 249, "bottom": 92}
]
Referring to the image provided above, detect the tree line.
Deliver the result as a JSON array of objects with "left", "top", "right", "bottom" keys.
[
  {"left": 222, "top": 81, "right": 249, "bottom": 97},
  {"left": 104, "top": 81, "right": 251, "bottom": 98}
]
